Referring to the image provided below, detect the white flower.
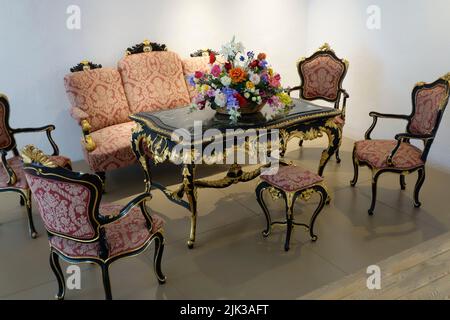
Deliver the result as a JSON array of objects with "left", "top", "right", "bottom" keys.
[
  {"left": 214, "top": 91, "right": 227, "bottom": 107},
  {"left": 205, "top": 100, "right": 211, "bottom": 109},
  {"left": 249, "top": 73, "right": 260, "bottom": 85},
  {"left": 220, "top": 36, "right": 245, "bottom": 60},
  {"left": 220, "top": 76, "right": 232, "bottom": 86},
  {"left": 244, "top": 92, "right": 250, "bottom": 99}
]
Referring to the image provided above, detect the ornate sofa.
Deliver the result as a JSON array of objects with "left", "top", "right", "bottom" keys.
[{"left": 64, "top": 41, "right": 212, "bottom": 185}]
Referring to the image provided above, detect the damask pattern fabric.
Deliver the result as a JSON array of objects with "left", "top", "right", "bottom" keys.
[
  {"left": 182, "top": 56, "right": 211, "bottom": 100},
  {"left": 355, "top": 140, "right": 424, "bottom": 169},
  {"left": 69, "top": 107, "right": 89, "bottom": 124},
  {"left": 64, "top": 68, "right": 131, "bottom": 131},
  {"left": 26, "top": 174, "right": 96, "bottom": 239},
  {"left": 0, "top": 102, "right": 12, "bottom": 149},
  {"left": 0, "top": 156, "right": 28, "bottom": 189},
  {"left": 83, "top": 121, "right": 137, "bottom": 172},
  {"left": 0, "top": 156, "right": 71, "bottom": 189},
  {"left": 261, "top": 165, "right": 323, "bottom": 192},
  {"left": 49, "top": 205, "right": 164, "bottom": 260},
  {"left": 409, "top": 84, "right": 448, "bottom": 135},
  {"left": 300, "top": 54, "right": 345, "bottom": 101},
  {"left": 118, "top": 51, "right": 191, "bottom": 113}
]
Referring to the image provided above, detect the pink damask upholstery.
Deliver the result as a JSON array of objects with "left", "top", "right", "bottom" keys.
[
  {"left": 118, "top": 51, "right": 191, "bottom": 113},
  {"left": 261, "top": 165, "right": 323, "bottom": 192},
  {"left": 182, "top": 56, "right": 211, "bottom": 100},
  {"left": 355, "top": 140, "right": 424, "bottom": 169},
  {"left": 26, "top": 174, "right": 96, "bottom": 239},
  {"left": 83, "top": 121, "right": 137, "bottom": 172},
  {"left": 49, "top": 204, "right": 164, "bottom": 260},
  {"left": 300, "top": 54, "right": 345, "bottom": 101},
  {"left": 1, "top": 156, "right": 71, "bottom": 189},
  {"left": 0, "top": 101, "right": 12, "bottom": 149},
  {"left": 64, "top": 68, "right": 131, "bottom": 131},
  {"left": 409, "top": 83, "right": 448, "bottom": 135}
]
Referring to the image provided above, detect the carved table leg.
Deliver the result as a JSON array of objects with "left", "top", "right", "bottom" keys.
[
  {"left": 318, "top": 121, "right": 342, "bottom": 177},
  {"left": 183, "top": 164, "right": 198, "bottom": 249},
  {"left": 132, "top": 129, "right": 152, "bottom": 193}
]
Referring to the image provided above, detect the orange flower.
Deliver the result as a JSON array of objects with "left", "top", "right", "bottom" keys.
[
  {"left": 228, "top": 67, "right": 247, "bottom": 83},
  {"left": 257, "top": 53, "right": 266, "bottom": 60}
]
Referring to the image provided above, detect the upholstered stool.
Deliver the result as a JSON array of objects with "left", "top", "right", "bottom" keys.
[{"left": 255, "top": 165, "right": 329, "bottom": 251}]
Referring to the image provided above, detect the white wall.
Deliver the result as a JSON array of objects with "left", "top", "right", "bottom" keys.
[
  {"left": 0, "top": 0, "right": 308, "bottom": 161},
  {"left": 306, "top": 0, "right": 450, "bottom": 171}
]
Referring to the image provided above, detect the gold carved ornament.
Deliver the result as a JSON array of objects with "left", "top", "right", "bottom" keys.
[
  {"left": 81, "top": 120, "right": 96, "bottom": 152},
  {"left": 21, "top": 145, "right": 57, "bottom": 168}
]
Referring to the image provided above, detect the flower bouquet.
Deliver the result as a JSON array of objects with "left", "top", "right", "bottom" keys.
[{"left": 188, "top": 37, "right": 293, "bottom": 123}]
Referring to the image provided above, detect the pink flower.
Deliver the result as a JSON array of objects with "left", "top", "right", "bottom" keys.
[{"left": 211, "top": 64, "right": 221, "bottom": 77}]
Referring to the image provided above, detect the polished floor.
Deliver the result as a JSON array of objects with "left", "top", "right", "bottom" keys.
[{"left": 1, "top": 136, "right": 449, "bottom": 300}]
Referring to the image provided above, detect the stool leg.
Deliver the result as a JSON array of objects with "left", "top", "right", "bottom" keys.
[
  {"left": 309, "top": 186, "right": 328, "bottom": 242},
  {"left": 256, "top": 183, "right": 272, "bottom": 237},
  {"left": 284, "top": 192, "right": 295, "bottom": 252}
]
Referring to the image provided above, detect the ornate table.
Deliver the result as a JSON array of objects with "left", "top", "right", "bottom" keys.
[{"left": 130, "top": 99, "right": 342, "bottom": 248}]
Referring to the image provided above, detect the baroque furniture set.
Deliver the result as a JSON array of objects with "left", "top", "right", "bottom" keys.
[{"left": 1, "top": 39, "right": 449, "bottom": 299}]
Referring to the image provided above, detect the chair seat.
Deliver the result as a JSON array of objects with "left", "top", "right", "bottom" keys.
[
  {"left": 86, "top": 122, "right": 137, "bottom": 172},
  {"left": 0, "top": 155, "right": 71, "bottom": 189},
  {"left": 261, "top": 165, "right": 323, "bottom": 192},
  {"left": 355, "top": 139, "right": 424, "bottom": 170},
  {"left": 49, "top": 203, "right": 164, "bottom": 261}
]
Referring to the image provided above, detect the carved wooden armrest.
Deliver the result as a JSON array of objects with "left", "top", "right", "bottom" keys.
[
  {"left": 364, "top": 112, "right": 410, "bottom": 140},
  {"left": 81, "top": 120, "right": 96, "bottom": 152}
]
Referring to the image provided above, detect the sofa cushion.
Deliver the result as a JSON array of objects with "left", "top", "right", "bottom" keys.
[
  {"left": 118, "top": 51, "right": 191, "bottom": 113},
  {"left": 182, "top": 56, "right": 211, "bottom": 100},
  {"left": 83, "top": 121, "right": 137, "bottom": 172},
  {"left": 64, "top": 68, "right": 131, "bottom": 131}
]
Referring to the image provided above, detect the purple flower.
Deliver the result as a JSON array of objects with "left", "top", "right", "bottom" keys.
[
  {"left": 187, "top": 75, "right": 196, "bottom": 87},
  {"left": 259, "top": 60, "right": 268, "bottom": 68},
  {"left": 206, "top": 89, "right": 215, "bottom": 97},
  {"left": 247, "top": 51, "right": 255, "bottom": 59}
]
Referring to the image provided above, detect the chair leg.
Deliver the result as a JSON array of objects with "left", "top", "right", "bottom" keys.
[
  {"left": 153, "top": 233, "right": 167, "bottom": 284},
  {"left": 309, "top": 186, "right": 328, "bottom": 242},
  {"left": 368, "top": 171, "right": 380, "bottom": 216},
  {"left": 350, "top": 148, "right": 359, "bottom": 187},
  {"left": 335, "top": 148, "right": 342, "bottom": 163},
  {"left": 299, "top": 139, "right": 304, "bottom": 147},
  {"left": 414, "top": 168, "right": 426, "bottom": 208},
  {"left": 101, "top": 264, "right": 112, "bottom": 300},
  {"left": 19, "top": 197, "right": 25, "bottom": 206},
  {"left": 255, "top": 183, "right": 272, "bottom": 237},
  {"left": 49, "top": 250, "right": 65, "bottom": 300},
  {"left": 400, "top": 174, "right": 406, "bottom": 190},
  {"left": 23, "top": 191, "right": 37, "bottom": 239}
]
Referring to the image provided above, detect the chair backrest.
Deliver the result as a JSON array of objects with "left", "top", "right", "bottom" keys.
[
  {"left": 22, "top": 145, "right": 103, "bottom": 242},
  {"left": 118, "top": 40, "right": 190, "bottom": 114},
  {"left": 64, "top": 62, "right": 131, "bottom": 132},
  {"left": 408, "top": 75, "right": 450, "bottom": 136},
  {"left": 297, "top": 43, "right": 348, "bottom": 105},
  {"left": 0, "top": 94, "right": 16, "bottom": 151}
]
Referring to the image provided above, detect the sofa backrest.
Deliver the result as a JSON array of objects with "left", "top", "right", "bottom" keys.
[
  {"left": 64, "top": 68, "right": 131, "bottom": 132},
  {"left": 182, "top": 56, "right": 211, "bottom": 101},
  {"left": 118, "top": 51, "right": 191, "bottom": 114}
]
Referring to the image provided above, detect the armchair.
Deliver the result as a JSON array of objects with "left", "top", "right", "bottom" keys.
[
  {"left": 21, "top": 145, "right": 166, "bottom": 300},
  {"left": 351, "top": 73, "right": 450, "bottom": 215},
  {"left": 0, "top": 94, "right": 71, "bottom": 238},
  {"left": 288, "top": 43, "right": 349, "bottom": 162}
]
